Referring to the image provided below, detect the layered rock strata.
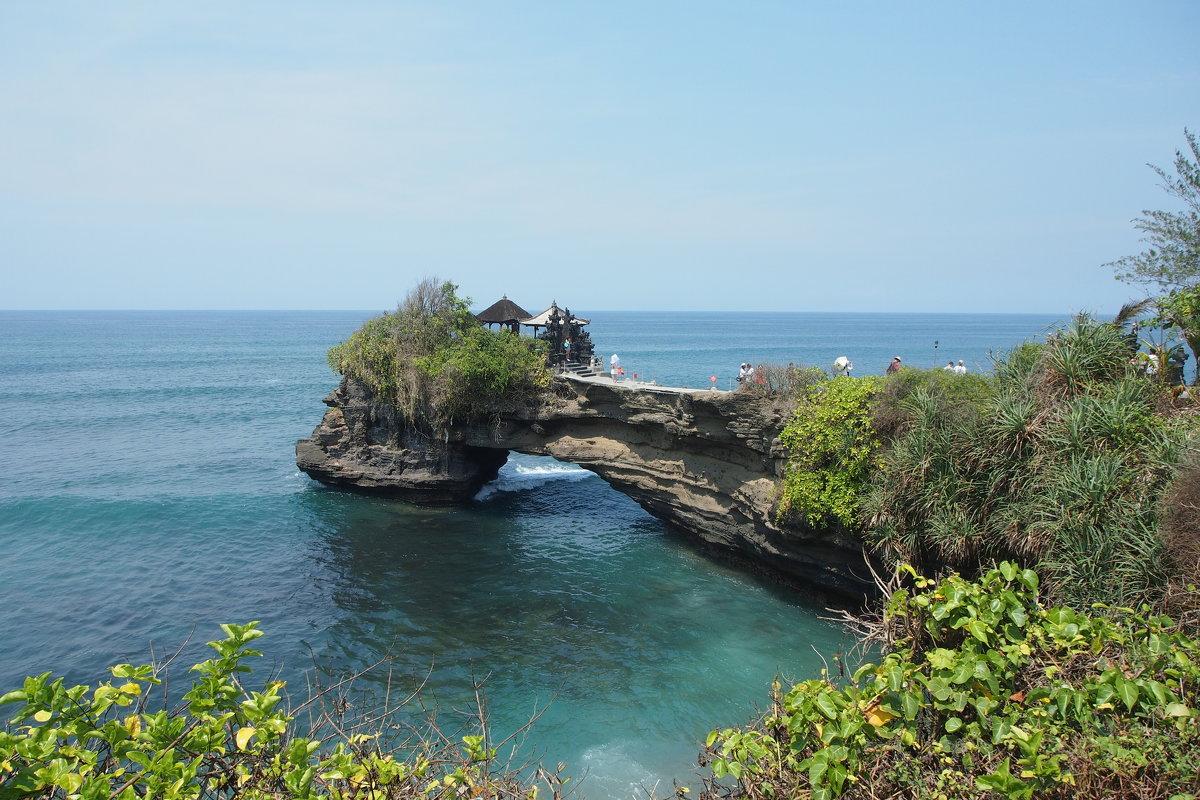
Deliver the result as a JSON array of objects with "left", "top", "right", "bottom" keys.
[{"left": 297, "top": 375, "right": 874, "bottom": 602}]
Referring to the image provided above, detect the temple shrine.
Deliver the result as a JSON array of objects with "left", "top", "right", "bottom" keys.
[{"left": 476, "top": 297, "right": 596, "bottom": 370}]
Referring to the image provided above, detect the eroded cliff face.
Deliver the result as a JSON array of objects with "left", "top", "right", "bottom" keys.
[
  {"left": 297, "top": 376, "right": 874, "bottom": 602},
  {"left": 294, "top": 379, "right": 509, "bottom": 504}
]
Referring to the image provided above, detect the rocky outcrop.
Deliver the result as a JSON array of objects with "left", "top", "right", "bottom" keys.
[
  {"left": 294, "top": 380, "right": 509, "bottom": 504},
  {"left": 297, "top": 375, "right": 875, "bottom": 602}
]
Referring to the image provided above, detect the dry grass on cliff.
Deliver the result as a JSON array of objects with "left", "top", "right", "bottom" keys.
[{"left": 736, "top": 363, "right": 826, "bottom": 397}]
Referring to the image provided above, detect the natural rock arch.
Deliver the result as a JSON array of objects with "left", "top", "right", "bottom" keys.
[{"left": 297, "top": 375, "right": 875, "bottom": 602}]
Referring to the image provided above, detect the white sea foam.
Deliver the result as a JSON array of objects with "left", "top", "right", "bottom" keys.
[
  {"left": 474, "top": 459, "right": 593, "bottom": 500},
  {"left": 576, "top": 741, "right": 662, "bottom": 799}
]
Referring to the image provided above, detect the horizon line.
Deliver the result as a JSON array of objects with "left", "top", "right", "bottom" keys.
[{"left": 0, "top": 307, "right": 1095, "bottom": 316}]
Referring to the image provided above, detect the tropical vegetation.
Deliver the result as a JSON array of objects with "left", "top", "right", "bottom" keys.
[
  {"left": 746, "top": 314, "right": 1200, "bottom": 798},
  {"left": 776, "top": 314, "right": 1199, "bottom": 613},
  {"left": 704, "top": 563, "right": 1200, "bottom": 799},
  {"left": 0, "top": 623, "right": 565, "bottom": 800},
  {"left": 864, "top": 315, "right": 1197, "bottom": 611},
  {"left": 777, "top": 376, "right": 884, "bottom": 528},
  {"left": 326, "top": 278, "right": 551, "bottom": 430}
]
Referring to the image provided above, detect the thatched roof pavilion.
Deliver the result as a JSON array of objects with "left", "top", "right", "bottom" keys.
[{"left": 476, "top": 295, "right": 532, "bottom": 332}]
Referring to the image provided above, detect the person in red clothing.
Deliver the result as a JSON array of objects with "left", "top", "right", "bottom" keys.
[{"left": 886, "top": 356, "right": 902, "bottom": 374}]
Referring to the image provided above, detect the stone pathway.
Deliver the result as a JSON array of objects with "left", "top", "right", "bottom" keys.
[{"left": 560, "top": 371, "right": 730, "bottom": 395}]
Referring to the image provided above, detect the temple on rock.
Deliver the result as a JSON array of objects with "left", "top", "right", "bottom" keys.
[{"left": 476, "top": 297, "right": 596, "bottom": 369}]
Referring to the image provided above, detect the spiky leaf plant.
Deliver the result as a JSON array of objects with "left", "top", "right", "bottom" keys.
[{"left": 865, "top": 315, "right": 1197, "bottom": 609}]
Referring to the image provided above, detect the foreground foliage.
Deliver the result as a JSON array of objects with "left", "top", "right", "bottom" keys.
[
  {"left": 705, "top": 564, "right": 1200, "bottom": 800},
  {"left": 0, "top": 623, "right": 564, "bottom": 800},
  {"left": 326, "top": 278, "right": 551, "bottom": 429}
]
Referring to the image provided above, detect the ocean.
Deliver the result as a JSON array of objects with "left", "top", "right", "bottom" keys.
[{"left": 0, "top": 309, "right": 1065, "bottom": 797}]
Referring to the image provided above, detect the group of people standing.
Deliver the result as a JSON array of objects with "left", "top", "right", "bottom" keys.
[{"left": 608, "top": 351, "right": 972, "bottom": 388}]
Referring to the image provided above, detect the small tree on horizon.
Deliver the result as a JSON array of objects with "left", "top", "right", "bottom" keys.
[{"left": 1106, "top": 128, "right": 1200, "bottom": 382}]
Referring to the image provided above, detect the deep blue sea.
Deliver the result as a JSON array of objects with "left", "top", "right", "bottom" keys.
[{"left": 0, "top": 309, "right": 1065, "bottom": 797}]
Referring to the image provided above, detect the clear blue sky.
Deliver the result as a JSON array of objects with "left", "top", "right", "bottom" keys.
[{"left": 2, "top": 1, "right": 1197, "bottom": 313}]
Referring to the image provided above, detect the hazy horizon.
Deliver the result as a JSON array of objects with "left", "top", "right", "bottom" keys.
[{"left": 0, "top": 307, "right": 1083, "bottom": 317}]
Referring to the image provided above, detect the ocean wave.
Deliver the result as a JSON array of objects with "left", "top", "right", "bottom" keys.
[
  {"left": 475, "top": 461, "right": 593, "bottom": 500},
  {"left": 576, "top": 741, "right": 662, "bottom": 799}
]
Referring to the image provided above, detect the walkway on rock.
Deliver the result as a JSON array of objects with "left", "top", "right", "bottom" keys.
[{"left": 558, "top": 369, "right": 731, "bottom": 396}]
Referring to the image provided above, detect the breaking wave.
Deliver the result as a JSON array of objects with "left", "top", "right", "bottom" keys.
[{"left": 475, "top": 457, "right": 593, "bottom": 500}]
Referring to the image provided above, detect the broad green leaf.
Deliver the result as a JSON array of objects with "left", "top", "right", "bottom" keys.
[
  {"left": 1115, "top": 678, "right": 1138, "bottom": 711},
  {"left": 814, "top": 693, "right": 839, "bottom": 721},
  {"left": 1164, "top": 702, "right": 1191, "bottom": 718}
]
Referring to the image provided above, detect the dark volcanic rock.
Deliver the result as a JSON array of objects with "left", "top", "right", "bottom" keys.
[
  {"left": 295, "top": 380, "right": 508, "bottom": 504},
  {"left": 297, "top": 375, "right": 875, "bottom": 602}
]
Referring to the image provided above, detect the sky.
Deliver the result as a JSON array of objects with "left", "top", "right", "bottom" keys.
[{"left": 1, "top": 2, "right": 1198, "bottom": 313}]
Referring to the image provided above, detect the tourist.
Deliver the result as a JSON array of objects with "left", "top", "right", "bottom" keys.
[
  {"left": 1140, "top": 351, "right": 1158, "bottom": 378},
  {"left": 886, "top": 356, "right": 902, "bottom": 374},
  {"left": 737, "top": 362, "right": 754, "bottom": 384},
  {"left": 954, "top": 359, "right": 968, "bottom": 375},
  {"left": 833, "top": 356, "right": 853, "bottom": 375},
  {"left": 610, "top": 353, "right": 621, "bottom": 379},
  {"left": 943, "top": 361, "right": 955, "bottom": 371}
]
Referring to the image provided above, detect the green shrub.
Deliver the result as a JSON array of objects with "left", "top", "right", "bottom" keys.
[
  {"left": 705, "top": 563, "right": 1200, "bottom": 800},
  {"left": 416, "top": 325, "right": 551, "bottom": 424},
  {"left": 327, "top": 278, "right": 550, "bottom": 430},
  {"left": 871, "top": 367, "right": 996, "bottom": 441},
  {"left": 0, "top": 623, "right": 564, "bottom": 800},
  {"left": 327, "top": 313, "right": 401, "bottom": 400},
  {"left": 778, "top": 376, "right": 883, "bottom": 527}
]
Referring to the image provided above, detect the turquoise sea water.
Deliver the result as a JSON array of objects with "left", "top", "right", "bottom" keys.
[{"left": 0, "top": 309, "right": 1065, "bottom": 797}]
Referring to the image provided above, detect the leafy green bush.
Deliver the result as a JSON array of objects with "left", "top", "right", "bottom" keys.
[
  {"left": 415, "top": 325, "right": 551, "bottom": 425},
  {"left": 705, "top": 563, "right": 1200, "bottom": 800},
  {"left": 778, "top": 376, "right": 883, "bottom": 527},
  {"left": 327, "top": 279, "right": 550, "bottom": 429},
  {"left": 0, "top": 623, "right": 564, "bottom": 800},
  {"left": 778, "top": 367, "right": 994, "bottom": 532},
  {"left": 327, "top": 314, "right": 401, "bottom": 400}
]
